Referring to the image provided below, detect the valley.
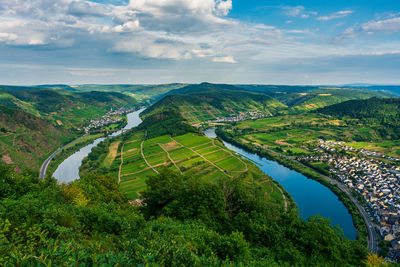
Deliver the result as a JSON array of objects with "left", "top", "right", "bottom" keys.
[
  {"left": 1, "top": 82, "right": 399, "bottom": 265},
  {"left": 3, "top": 1, "right": 400, "bottom": 265}
]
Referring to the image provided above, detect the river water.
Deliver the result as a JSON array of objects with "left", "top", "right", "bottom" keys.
[
  {"left": 203, "top": 128, "right": 357, "bottom": 239},
  {"left": 52, "top": 108, "right": 145, "bottom": 183}
]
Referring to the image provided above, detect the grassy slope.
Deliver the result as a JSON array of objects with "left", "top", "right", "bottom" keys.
[
  {"left": 237, "top": 85, "right": 391, "bottom": 112},
  {"left": 315, "top": 97, "right": 400, "bottom": 140},
  {"left": 143, "top": 83, "right": 287, "bottom": 125},
  {"left": 0, "top": 104, "right": 75, "bottom": 170},
  {"left": 0, "top": 87, "right": 138, "bottom": 130}
]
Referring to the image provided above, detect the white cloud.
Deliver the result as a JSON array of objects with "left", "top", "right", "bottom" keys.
[
  {"left": 0, "top": 32, "right": 17, "bottom": 42},
  {"left": 68, "top": 1, "right": 110, "bottom": 17},
  {"left": 213, "top": 56, "right": 236, "bottom": 63},
  {"left": 216, "top": 0, "right": 232, "bottom": 16},
  {"left": 3, "top": 0, "right": 398, "bottom": 85},
  {"left": 284, "top": 6, "right": 304, "bottom": 17},
  {"left": 317, "top": 10, "right": 353, "bottom": 21},
  {"left": 361, "top": 17, "right": 400, "bottom": 33},
  {"left": 283, "top": 6, "right": 315, "bottom": 19},
  {"left": 112, "top": 20, "right": 140, "bottom": 32},
  {"left": 339, "top": 16, "right": 400, "bottom": 40}
]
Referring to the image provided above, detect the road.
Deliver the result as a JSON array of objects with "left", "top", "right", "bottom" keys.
[
  {"left": 259, "top": 145, "right": 378, "bottom": 253},
  {"left": 39, "top": 135, "right": 87, "bottom": 179}
]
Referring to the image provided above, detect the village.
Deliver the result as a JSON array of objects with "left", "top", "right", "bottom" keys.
[
  {"left": 207, "top": 110, "right": 271, "bottom": 123},
  {"left": 83, "top": 107, "right": 136, "bottom": 133},
  {"left": 299, "top": 139, "right": 400, "bottom": 261}
]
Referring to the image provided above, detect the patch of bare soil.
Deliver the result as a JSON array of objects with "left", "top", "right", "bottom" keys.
[
  {"left": 2, "top": 154, "right": 14, "bottom": 164},
  {"left": 160, "top": 141, "right": 181, "bottom": 151}
]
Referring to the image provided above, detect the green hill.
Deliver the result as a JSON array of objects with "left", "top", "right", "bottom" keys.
[
  {"left": 0, "top": 87, "right": 138, "bottom": 130},
  {"left": 143, "top": 83, "right": 287, "bottom": 125},
  {"left": 0, "top": 86, "right": 139, "bottom": 170},
  {"left": 315, "top": 97, "right": 400, "bottom": 139},
  {"left": 238, "top": 85, "right": 391, "bottom": 112},
  {"left": 0, "top": 104, "right": 73, "bottom": 170}
]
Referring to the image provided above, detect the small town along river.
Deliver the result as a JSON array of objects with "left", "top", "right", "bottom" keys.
[
  {"left": 203, "top": 128, "right": 357, "bottom": 240},
  {"left": 53, "top": 108, "right": 145, "bottom": 183}
]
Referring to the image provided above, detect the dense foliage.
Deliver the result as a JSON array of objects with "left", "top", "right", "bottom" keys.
[
  {"left": 0, "top": 162, "right": 368, "bottom": 266},
  {"left": 0, "top": 104, "right": 75, "bottom": 169},
  {"left": 316, "top": 97, "right": 400, "bottom": 139},
  {"left": 138, "top": 108, "right": 200, "bottom": 139}
]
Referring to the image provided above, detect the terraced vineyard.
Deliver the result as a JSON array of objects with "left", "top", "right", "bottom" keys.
[{"left": 113, "top": 132, "right": 286, "bottom": 206}]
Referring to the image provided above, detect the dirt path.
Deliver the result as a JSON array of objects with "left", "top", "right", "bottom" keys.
[
  {"left": 276, "top": 186, "right": 288, "bottom": 211},
  {"left": 118, "top": 144, "right": 124, "bottom": 184},
  {"left": 141, "top": 140, "right": 159, "bottom": 174},
  {"left": 158, "top": 143, "right": 183, "bottom": 174},
  {"left": 171, "top": 137, "right": 232, "bottom": 178}
]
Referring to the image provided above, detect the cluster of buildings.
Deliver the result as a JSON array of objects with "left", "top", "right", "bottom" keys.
[
  {"left": 299, "top": 139, "right": 400, "bottom": 261},
  {"left": 207, "top": 110, "right": 270, "bottom": 123},
  {"left": 83, "top": 107, "right": 135, "bottom": 133},
  {"left": 314, "top": 140, "right": 400, "bottom": 161}
]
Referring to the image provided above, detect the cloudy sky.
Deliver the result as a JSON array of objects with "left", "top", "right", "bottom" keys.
[{"left": 1, "top": 0, "right": 400, "bottom": 85}]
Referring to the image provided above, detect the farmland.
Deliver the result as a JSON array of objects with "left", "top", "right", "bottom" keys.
[
  {"left": 230, "top": 113, "right": 400, "bottom": 159},
  {"left": 101, "top": 131, "right": 286, "bottom": 205}
]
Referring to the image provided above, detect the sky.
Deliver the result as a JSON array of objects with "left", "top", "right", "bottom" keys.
[{"left": 1, "top": 0, "right": 400, "bottom": 85}]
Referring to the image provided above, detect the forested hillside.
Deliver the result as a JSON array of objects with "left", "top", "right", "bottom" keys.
[
  {"left": 143, "top": 83, "right": 287, "bottom": 125},
  {"left": 238, "top": 85, "right": 391, "bottom": 112},
  {"left": 0, "top": 163, "right": 367, "bottom": 266},
  {"left": 0, "top": 105, "right": 73, "bottom": 170},
  {"left": 0, "top": 86, "right": 138, "bottom": 171},
  {"left": 0, "top": 87, "right": 138, "bottom": 130},
  {"left": 316, "top": 97, "right": 400, "bottom": 139}
]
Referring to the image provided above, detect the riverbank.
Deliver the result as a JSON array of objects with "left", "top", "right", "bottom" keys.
[
  {"left": 51, "top": 109, "right": 145, "bottom": 183},
  {"left": 215, "top": 128, "right": 371, "bottom": 245},
  {"left": 44, "top": 133, "right": 105, "bottom": 179}
]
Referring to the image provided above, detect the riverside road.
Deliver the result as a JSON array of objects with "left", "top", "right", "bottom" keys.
[
  {"left": 259, "top": 146, "right": 378, "bottom": 253},
  {"left": 39, "top": 135, "right": 87, "bottom": 179}
]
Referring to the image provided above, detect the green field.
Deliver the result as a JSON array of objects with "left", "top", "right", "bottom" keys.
[
  {"left": 229, "top": 113, "right": 400, "bottom": 159},
  {"left": 106, "top": 131, "right": 285, "bottom": 204}
]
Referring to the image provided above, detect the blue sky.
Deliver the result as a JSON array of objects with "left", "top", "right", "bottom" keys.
[{"left": 1, "top": 0, "right": 400, "bottom": 85}]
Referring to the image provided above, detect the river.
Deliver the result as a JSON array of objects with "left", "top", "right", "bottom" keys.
[
  {"left": 52, "top": 108, "right": 145, "bottom": 183},
  {"left": 203, "top": 128, "right": 357, "bottom": 239}
]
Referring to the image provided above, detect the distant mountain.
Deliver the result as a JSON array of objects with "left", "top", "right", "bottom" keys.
[
  {"left": 35, "top": 84, "right": 78, "bottom": 91},
  {"left": 142, "top": 83, "right": 287, "bottom": 125},
  {"left": 74, "top": 83, "right": 187, "bottom": 102},
  {"left": 362, "top": 86, "right": 400, "bottom": 96},
  {"left": 237, "top": 84, "right": 391, "bottom": 111}
]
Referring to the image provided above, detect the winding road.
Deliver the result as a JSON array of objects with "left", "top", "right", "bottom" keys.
[{"left": 39, "top": 134, "right": 87, "bottom": 179}]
